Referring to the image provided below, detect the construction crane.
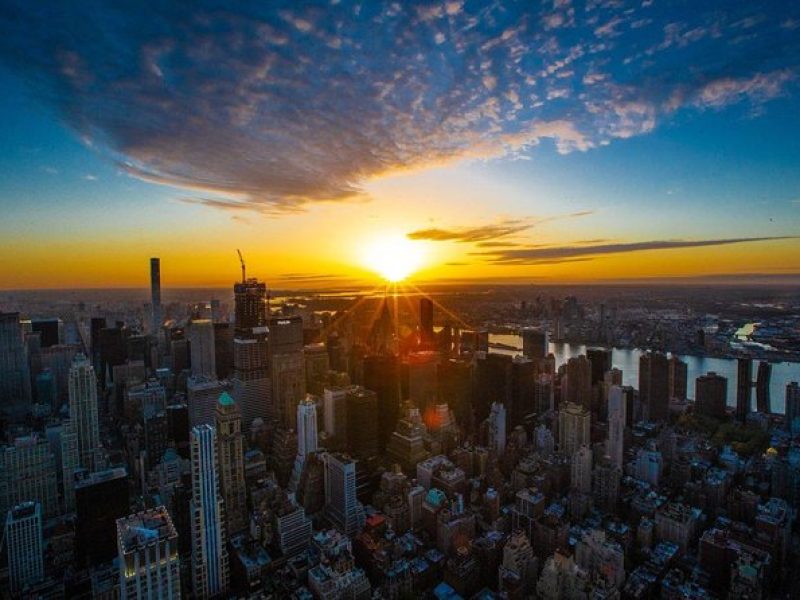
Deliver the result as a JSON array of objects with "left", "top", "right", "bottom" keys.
[{"left": 237, "top": 249, "right": 246, "bottom": 283}]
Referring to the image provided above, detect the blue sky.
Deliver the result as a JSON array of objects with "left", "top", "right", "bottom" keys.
[{"left": 0, "top": 0, "right": 798, "bottom": 287}]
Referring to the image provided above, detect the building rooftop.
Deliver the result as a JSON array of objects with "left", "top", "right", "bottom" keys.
[{"left": 117, "top": 506, "right": 177, "bottom": 554}]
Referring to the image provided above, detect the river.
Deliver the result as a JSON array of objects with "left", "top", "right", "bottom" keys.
[{"left": 489, "top": 334, "right": 800, "bottom": 414}]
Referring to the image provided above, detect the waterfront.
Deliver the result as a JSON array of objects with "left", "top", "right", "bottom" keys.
[{"left": 490, "top": 334, "right": 800, "bottom": 414}]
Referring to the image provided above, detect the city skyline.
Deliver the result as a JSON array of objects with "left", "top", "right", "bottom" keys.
[{"left": 1, "top": 1, "right": 799, "bottom": 288}]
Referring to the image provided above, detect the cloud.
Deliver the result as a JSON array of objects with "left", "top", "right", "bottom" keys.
[
  {"left": 407, "top": 211, "right": 592, "bottom": 243},
  {"left": 1, "top": 1, "right": 797, "bottom": 213},
  {"left": 479, "top": 236, "right": 796, "bottom": 264}
]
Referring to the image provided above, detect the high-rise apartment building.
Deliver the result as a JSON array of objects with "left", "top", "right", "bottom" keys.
[
  {"left": 68, "top": 353, "right": 100, "bottom": 471},
  {"left": 117, "top": 506, "right": 181, "bottom": 599},
  {"left": 215, "top": 393, "right": 247, "bottom": 535},
  {"left": 5, "top": 501, "right": 43, "bottom": 594},
  {"left": 668, "top": 355, "right": 688, "bottom": 401},
  {"left": 150, "top": 258, "right": 162, "bottom": 334},
  {"left": 190, "top": 425, "right": 230, "bottom": 599},
  {"left": 323, "top": 452, "right": 365, "bottom": 537}
]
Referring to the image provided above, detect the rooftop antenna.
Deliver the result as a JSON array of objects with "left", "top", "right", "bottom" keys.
[{"left": 236, "top": 249, "right": 246, "bottom": 283}]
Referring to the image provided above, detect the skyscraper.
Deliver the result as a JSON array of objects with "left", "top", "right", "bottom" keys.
[
  {"left": 488, "top": 402, "right": 507, "bottom": 456},
  {"left": 736, "top": 358, "right": 753, "bottom": 423},
  {"left": 756, "top": 361, "right": 772, "bottom": 414},
  {"left": 187, "top": 376, "right": 230, "bottom": 428},
  {"left": 0, "top": 434, "right": 59, "bottom": 519},
  {"left": 521, "top": 327, "right": 548, "bottom": 360},
  {"left": 786, "top": 382, "right": 800, "bottom": 433},
  {"left": 291, "top": 394, "right": 319, "bottom": 491},
  {"left": 639, "top": 352, "right": 669, "bottom": 422},
  {"left": 0, "top": 312, "right": 32, "bottom": 419},
  {"left": 232, "top": 276, "right": 270, "bottom": 426},
  {"left": 346, "top": 387, "right": 378, "bottom": 459},
  {"left": 68, "top": 353, "right": 100, "bottom": 471},
  {"left": 190, "top": 425, "right": 230, "bottom": 599},
  {"left": 75, "top": 467, "right": 130, "bottom": 566},
  {"left": 189, "top": 319, "right": 217, "bottom": 379},
  {"left": 419, "top": 297, "right": 434, "bottom": 347},
  {"left": 4, "top": 501, "right": 43, "bottom": 594},
  {"left": 150, "top": 257, "right": 162, "bottom": 334},
  {"left": 215, "top": 393, "right": 247, "bottom": 535},
  {"left": 571, "top": 445, "right": 592, "bottom": 494},
  {"left": 117, "top": 506, "right": 181, "bottom": 599},
  {"left": 323, "top": 452, "right": 365, "bottom": 537},
  {"left": 362, "top": 354, "right": 401, "bottom": 452},
  {"left": 668, "top": 355, "right": 688, "bottom": 401},
  {"left": 405, "top": 350, "right": 439, "bottom": 409},
  {"left": 269, "top": 315, "right": 306, "bottom": 428},
  {"left": 696, "top": 372, "right": 728, "bottom": 419},
  {"left": 607, "top": 385, "right": 626, "bottom": 469},
  {"left": 564, "top": 355, "right": 592, "bottom": 410},
  {"left": 558, "top": 402, "right": 590, "bottom": 456},
  {"left": 586, "top": 348, "right": 611, "bottom": 385}
]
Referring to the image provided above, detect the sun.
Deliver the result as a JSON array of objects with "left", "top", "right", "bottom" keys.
[{"left": 362, "top": 234, "right": 427, "bottom": 282}]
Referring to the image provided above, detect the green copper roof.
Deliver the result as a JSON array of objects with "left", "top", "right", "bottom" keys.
[{"left": 218, "top": 391, "right": 236, "bottom": 406}]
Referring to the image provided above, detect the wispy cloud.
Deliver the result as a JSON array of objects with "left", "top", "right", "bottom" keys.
[
  {"left": 408, "top": 211, "right": 593, "bottom": 243},
  {"left": 480, "top": 236, "right": 795, "bottom": 264},
  {"left": 1, "top": 1, "right": 797, "bottom": 213}
]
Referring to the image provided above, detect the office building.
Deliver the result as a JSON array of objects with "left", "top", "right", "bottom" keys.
[
  {"left": 124, "top": 379, "right": 166, "bottom": 421},
  {"left": 696, "top": 372, "right": 728, "bottom": 419},
  {"left": 488, "top": 402, "right": 507, "bottom": 456},
  {"left": 405, "top": 350, "right": 439, "bottom": 409},
  {"left": 607, "top": 385, "right": 625, "bottom": 469},
  {"left": 290, "top": 394, "right": 319, "bottom": 491},
  {"left": 215, "top": 393, "right": 247, "bottom": 535},
  {"left": 323, "top": 452, "right": 365, "bottom": 537},
  {"left": 564, "top": 355, "right": 592, "bottom": 410},
  {"left": 362, "top": 354, "right": 401, "bottom": 451},
  {"left": 304, "top": 343, "right": 329, "bottom": 395},
  {"left": 189, "top": 319, "right": 217, "bottom": 379},
  {"left": 60, "top": 419, "right": 79, "bottom": 512},
  {"left": 68, "top": 353, "right": 100, "bottom": 470},
  {"left": 323, "top": 386, "right": 349, "bottom": 442},
  {"left": 187, "top": 376, "right": 230, "bottom": 428},
  {"left": 190, "top": 425, "right": 230, "bottom": 599},
  {"left": 736, "top": 358, "right": 753, "bottom": 422},
  {"left": 346, "top": 387, "right": 378, "bottom": 459},
  {"left": 756, "top": 361, "right": 771, "bottom": 414},
  {"left": 117, "top": 506, "right": 181, "bottom": 599},
  {"left": 521, "top": 327, "right": 548, "bottom": 360},
  {"left": 0, "top": 434, "right": 59, "bottom": 519},
  {"left": 269, "top": 315, "right": 306, "bottom": 428},
  {"left": 5, "top": 501, "right": 43, "bottom": 594},
  {"left": 558, "top": 402, "right": 590, "bottom": 456},
  {"left": 0, "top": 312, "right": 32, "bottom": 419},
  {"left": 586, "top": 348, "right": 611, "bottom": 385},
  {"left": 213, "top": 322, "right": 234, "bottom": 380},
  {"left": 640, "top": 352, "right": 669, "bottom": 422},
  {"left": 75, "top": 467, "right": 130, "bottom": 566},
  {"left": 232, "top": 275, "right": 270, "bottom": 426},
  {"left": 30, "top": 317, "right": 62, "bottom": 348},
  {"left": 571, "top": 445, "right": 592, "bottom": 493}
]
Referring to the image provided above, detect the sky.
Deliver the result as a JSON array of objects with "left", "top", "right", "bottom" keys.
[{"left": 0, "top": 0, "right": 799, "bottom": 289}]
